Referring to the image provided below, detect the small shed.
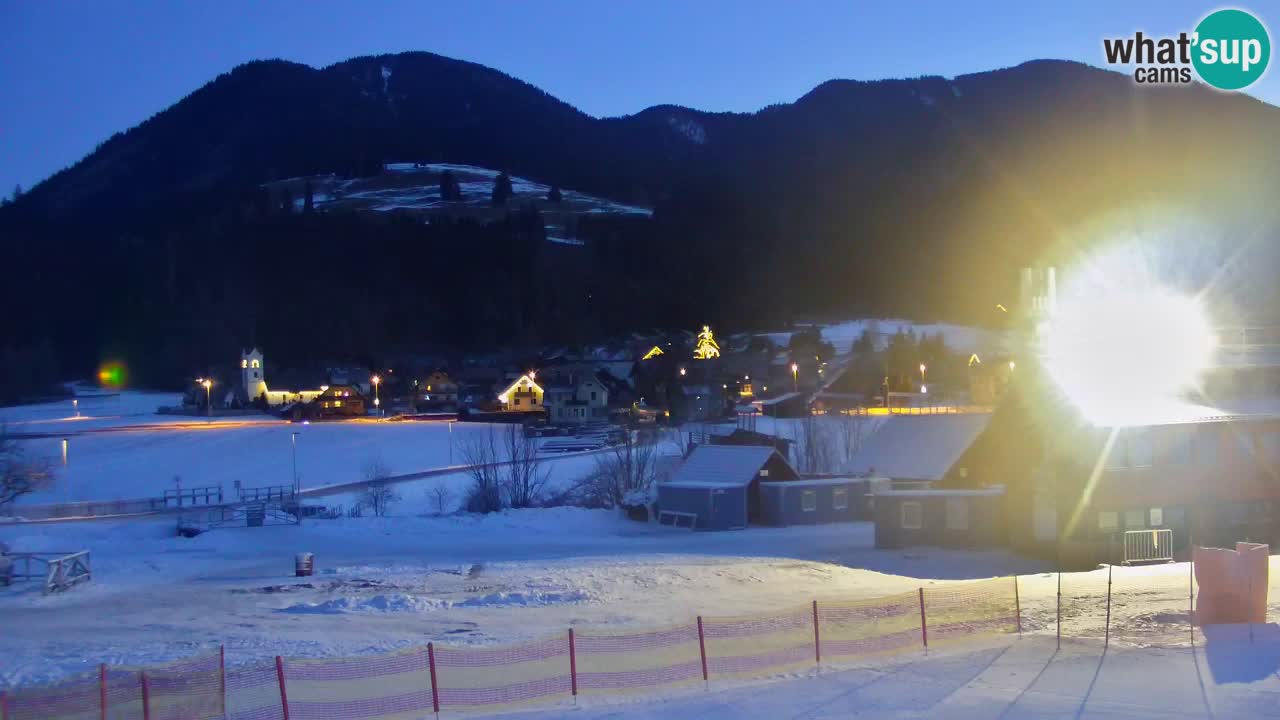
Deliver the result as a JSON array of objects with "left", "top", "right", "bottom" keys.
[
  {"left": 758, "top": 477, "right": 873, "bottom": 526},
  {"left": 656, "top": 445, "right": 799, "bottom": 530},
  {"left": 872, "top": 487, "right": 1006, "bottom": 549}
]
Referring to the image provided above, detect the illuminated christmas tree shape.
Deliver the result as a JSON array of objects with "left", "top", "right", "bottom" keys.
[{"left": 693, "top": 325, "right": 721, "bottom": 360}]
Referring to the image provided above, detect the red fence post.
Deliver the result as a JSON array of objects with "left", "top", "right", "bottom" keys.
[
  {"left": 219, "top": 644, "right": 226, "bottom": 716},
  {"left": 427, "top": 643, "right": 440, "bottom": 716},
  {"left": 140, "top": 671, "right": 151, "bottom": 720},
  {"left": 696, "top": 616, "right": 709, "bottom": 689},
  {"left": 918, "top": 588, "right": 929, "bottom": 652},
  {"left": 812, "top": 600, "right": 822, "bottom": 665},
  {"left": 275, "top": 656, "right": 290, "bottom": 720},
  {"left": 99, "top": 663, "right": 107, "bottom": 720},
  {"left": 568, "top": 628, "right": 578, "bottom": 702},
  {"left": 1104, "top": 564, "right": 1113, "bottom": 648},
  {"left": 1014, "top": 576, "right": 1023, "bottom": 635}
]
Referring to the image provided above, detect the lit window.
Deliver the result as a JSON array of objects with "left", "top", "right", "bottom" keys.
[
  {"left": 801, "top": 490, "right": 817, "bottom": 512},
  {"left": 241, "top": 359, "right": 248, "bottom": 369},
  {"left": 832, "top": 488, "right": 848, "bottom": 510},
  {"left": 945, "top": 497, "right": 969, "bottom": 530},
  {"left": 1098, "top": 511, "right": 1119, "bottom": 532},
  {"left": 901, "top": 501, "right": 923, "bottom": 529},
  {"left": 759, "top": 469, "right": 770, "bottom": 477},
  {"left": 333, "top": 400, "right": 343, "bottom": 408},
  {"left": 251, "top": 359, "right": 260, "bottom": 368}
]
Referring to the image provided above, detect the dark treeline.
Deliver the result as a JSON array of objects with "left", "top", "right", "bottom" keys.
[{"left": 4, "top": 53, "right": 1280, "bottom": 391}]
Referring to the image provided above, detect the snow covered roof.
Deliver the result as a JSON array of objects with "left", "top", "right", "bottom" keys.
[
  {"left": 663, "top": 445, "right": 785, "bottom": 489},
  {"left": 846, "top": 414, "right": 991, "bottom": 482}
]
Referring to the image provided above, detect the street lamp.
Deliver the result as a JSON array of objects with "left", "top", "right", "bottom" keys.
[
  {"left": 919, "top": 363, "right": 927, "bottom": 384},
  {"left": 72, "top": 398, "right": 79, "bottom": 418},
  {"left": 371, "top": 374, "right": 381, "bottom": 415},
  {"left": 198, "top": 378, "right": 213, "bottom": 419},
  {"left": 679, "top": 367, "right": 686, "bottom": 377},
  {"left": 291, "top": 431, "right": 300, "bottom": 497},
  {"left": 791, "top": 362, "right": 798, "bottom": 392}
]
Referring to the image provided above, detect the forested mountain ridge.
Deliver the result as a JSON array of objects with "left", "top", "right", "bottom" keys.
[{"left": 4, "top": 52, "right": 1279, "bottom": 391}]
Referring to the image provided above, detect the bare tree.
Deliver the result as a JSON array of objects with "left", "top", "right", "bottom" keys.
[
  {"left": 428, "top": 484, "right": 453, "bottom": 515},
  {"left": 0, "top": 429, "right": 53, "bottom": 508},
  {"left": 458, "top": 425, "right": 504, "bottom": 513},
  {"left": 794, "top": 415, "right": 837, "bottom": 474},
  {"left": 577, "top": 427, "right": 660, "bottom": 508},
  {"left": 360, "top": 457, "right": 399, "bottom": 517},
  {"left": 501, "top": 424, "right": 548, "bottom": 509}
]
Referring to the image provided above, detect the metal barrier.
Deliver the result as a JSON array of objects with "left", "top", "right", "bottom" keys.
[{"left": 1124, "top": 529, "right": 1173, "bottom": 565}]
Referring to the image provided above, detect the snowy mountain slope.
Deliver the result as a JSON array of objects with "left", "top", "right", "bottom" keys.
[{"left": 266, "top": 162, "right": 651, "bottom": 217}]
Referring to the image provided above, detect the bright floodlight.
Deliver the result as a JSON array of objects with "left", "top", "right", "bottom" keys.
[{"left": 1044, "top": 287, "right": 1216, "bottom": 425}]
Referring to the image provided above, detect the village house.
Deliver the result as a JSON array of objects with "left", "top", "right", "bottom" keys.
[
  {"left": 419, "top": 370, "right": 459, "bottom": 407},
  {"left": 544, "top": 375, "right": 609, "bottom": 425},
  {"left": 497, "top": 373, "right": 543, "bottom": 412}
]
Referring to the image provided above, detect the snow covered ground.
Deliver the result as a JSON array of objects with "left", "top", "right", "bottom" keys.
[
  {"left": 3, "top": 500, "right": 1275, "bottom": 694},
  {"left": 0, "top": 392, "right": 639, "bottom": 505},
  {"left": 507, "top": 632, "right": 1280, "bottom": 719}
]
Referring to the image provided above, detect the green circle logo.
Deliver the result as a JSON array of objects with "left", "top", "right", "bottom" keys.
[{"left": 1193, "top": 9, "right": 1270, "bottom": 90}]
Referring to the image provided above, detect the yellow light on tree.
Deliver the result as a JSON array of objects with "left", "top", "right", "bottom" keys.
[{"left": 693, "top": 325, "right": 720, "bottom": 360}]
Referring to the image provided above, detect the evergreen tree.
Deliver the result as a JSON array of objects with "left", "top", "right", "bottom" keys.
[
  {"left": 491, "top": 171, "right": 513, "bottom": 207},
  {"left": 11, "top": 184, "right": 21, "bottom": 202},
  {"left": 303, "top": 181, "right": 314, "bottom": 214},
  {"left": 547, "top": 184, "right": 562, "bottom": 203},
  {"left": 439, "top": 170, "right": 461, "bottom": 201}
]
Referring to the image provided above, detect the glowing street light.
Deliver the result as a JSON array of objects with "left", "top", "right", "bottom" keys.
[
  {"left": 371, "top": 374, "right": 382, "bottom": 414},
  {"left": 791, "top": 362, "right": 798, "bottom": 392},
  {"left": 919, "top": 363, "right": 927, "bottom": 384},
  {"left": 198, "top": 378, "right": 213, "bottom": 419},
  {"left": 72, "top": 398, "right": 79, "bottom": 418},
  {"left": 679, "top": 367, "right": 686, "bottom": 377}
]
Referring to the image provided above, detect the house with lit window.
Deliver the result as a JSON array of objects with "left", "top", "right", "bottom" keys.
[
  {"left": 544, "top": 376, "right": 609, "bottom": 425},
  {"left": 420, "top": 371, "right": 458, "bottom": 407},
  {"left": 498, "top": 374, "right": 544, "bottom": 412},
  {"left": 290, "top": 384, "right": 367, "bottom": 420}
]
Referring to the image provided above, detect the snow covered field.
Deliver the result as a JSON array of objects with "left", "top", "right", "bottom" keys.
[
  {"left": 0, "top": 392, "right": 627, "bottom": 505},
  {"left": 3, "top": 502, "right": 1276, "bottom": 693}
]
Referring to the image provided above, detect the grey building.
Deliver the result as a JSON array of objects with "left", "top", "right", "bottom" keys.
[
  {"left": 872, "top": 487, "right": 1006, "bottom": 549},
  {"left": 656, "top": 445, "right": 800, "bottom": 530},
  {"left": 758, "top": 477, "right": 872, "bottom": 526}
]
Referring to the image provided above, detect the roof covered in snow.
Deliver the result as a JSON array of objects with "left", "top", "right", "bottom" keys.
[
  {"left": 662, "top": 445, "right": 787, "bottom": 489},
  {"left": 846, "top": 413, "right": 992, "bottom": 481}
]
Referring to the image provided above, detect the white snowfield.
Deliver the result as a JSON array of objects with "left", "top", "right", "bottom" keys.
[
  {"left": 507, "top": 632, "right": 1280, "bottom": 719},
  {"left": 0, "top": 393, "right": 610, "bottom": 505}
]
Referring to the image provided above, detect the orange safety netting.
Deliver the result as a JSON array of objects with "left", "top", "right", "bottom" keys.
[
  {"left": 431, "top": 634, "right": 571, "bottom": 711},
  {"left": 0, "top": 578, "right": 1025, "bottom": 717},
  {"left": 817, "top": 591, "right": 922, "bottom": 660},
  {"left": 701, "top": 604, "right": 815, "bottom": 680},
  {"left": 574, "top": 623, "right": 705, "bottom": 694},
  {"left": 923, "top": 577, "right": 1020, "bottom": 647},
  {"left": 284, "top": 647, "right": 434, "bottom": 720}
]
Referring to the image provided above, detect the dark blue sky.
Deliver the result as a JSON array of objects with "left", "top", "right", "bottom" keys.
[{"left": 1, "top": 1, "right": 1271, "bottom": 193}]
